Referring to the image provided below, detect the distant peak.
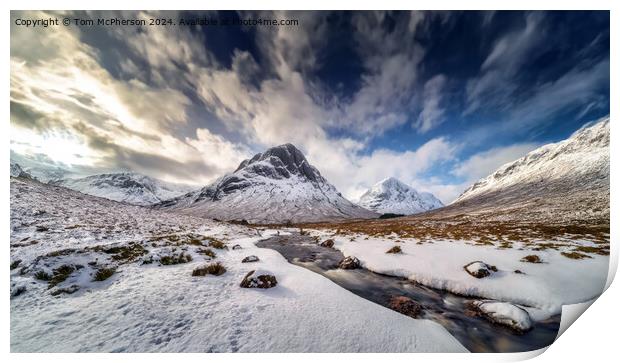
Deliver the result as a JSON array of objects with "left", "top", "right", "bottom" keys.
[
  {"left": 376, "top": 177, "right": 409, "bottom": 190},
  {"left": 379, "top": 176, "right": 403, "bottom": 185},
  {"left": 359, "top": 177, "right": 443, "bottom": 215}
]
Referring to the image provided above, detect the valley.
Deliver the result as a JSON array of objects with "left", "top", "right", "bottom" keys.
[{"left": 9, "top": 118, "right": 610, "bottom": 353}]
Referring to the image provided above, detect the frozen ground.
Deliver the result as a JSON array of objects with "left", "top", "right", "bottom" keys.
[
  {"left": 10, "top": 178, "right": 465, "bottom": 352},
  {"left": 307, "top": 229, "right": 609, "bottom": 321}
]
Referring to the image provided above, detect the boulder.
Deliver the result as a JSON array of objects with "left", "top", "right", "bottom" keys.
[
  {"left": 338, "top": 256, "right": 360, "bottom": 270},
  {"left": 388, "top": 296, "right": 422, "bottom": 318},
  {"left": 320, "top": 239, "right": 334, "bottom": 248},
  {"left": 240, "top": 269, "right": 277, "bottom": 289},
  {"left": 242, "top": 255, "right": 260, "bottom": 263},
  {"left": 464, "top": 261, "right": 497, "bottom": 278},
  {"left": 470, "top": 300, "right": 533, "bottom": 332},
  {"left": 232, "top": 244, "right": 242, "bottom": 250}
]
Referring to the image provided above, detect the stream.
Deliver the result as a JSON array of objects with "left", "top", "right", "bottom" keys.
[{"left": 256, "top": 233, "right": 560, "bottom": 353}]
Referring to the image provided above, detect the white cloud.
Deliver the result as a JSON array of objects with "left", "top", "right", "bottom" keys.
[
  {"left": 415, "top": 74, "right": 447, "bottom": 133},
  {"left": 465, "top": 12, "right": 545, "bottom": 115}
]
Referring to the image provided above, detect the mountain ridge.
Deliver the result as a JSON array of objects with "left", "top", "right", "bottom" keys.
[
  {"left": 426, "top": 116, "right": 611, "bottom": 223},
  {"left": 51, "top": 172, "right": 195, "bottom": 207}
]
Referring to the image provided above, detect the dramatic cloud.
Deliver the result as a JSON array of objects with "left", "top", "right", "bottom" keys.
[
  {"left": 10, "top": 10, "right": 609, "bottom": 201},
  {"left": 464, "top": 12, "right": 546, "bottom": 115},
  {"left": 10, "top": 10, "right": 247, "bottom": 185}
]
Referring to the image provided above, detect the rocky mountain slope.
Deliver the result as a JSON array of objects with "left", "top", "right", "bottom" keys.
[
  {"left": 10, "top": 163, "right": 34, "bottom": 179},
  {"left": 443, "top": 117, "right": 610, "bottom": 223},
  {"left": 357, "top": 177, "right": 443, "bottom": 215},
  {"left": 52, "top": 172, "right": 195, "bottom": 206},
  {"left": 157, "top": 143, "right": 377, "bottom": 223}
]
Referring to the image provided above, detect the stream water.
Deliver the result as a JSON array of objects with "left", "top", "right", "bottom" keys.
[{"left": 256, "top": 233, "right": 560, "bottom": 353}]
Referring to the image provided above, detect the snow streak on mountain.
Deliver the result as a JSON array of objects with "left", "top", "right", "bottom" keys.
[
  {"left": 52, "top": 173, "right": 195, "bottom": 207},
  {"left": 157, "top": 143, "right": 377, "bottom": 223},
  {"left": 357, "top": 177, "right": 443, "bottom": 215}
]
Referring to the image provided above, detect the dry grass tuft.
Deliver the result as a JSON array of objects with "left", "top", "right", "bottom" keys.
[
  {"left": 386, "top": 245, "right": 402, "bottom": 254},
  {"left": 192, "top": 262, "right": 226, "bottom": 276}
]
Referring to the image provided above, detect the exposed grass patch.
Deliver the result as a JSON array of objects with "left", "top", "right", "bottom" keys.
[
  {"left": 48, "top": 265, "right": 76, "bottom": 288},
  {"left": 497, "top": 241, "right": 513, "bottom": 249},
  {"left": 207, "top": 238, "right": 227, "bottom": 250},
  {"left": 574, "top": 245, "right": 609, "bottom": 256},
  {"left": 521, "top": 255, "right": 542, "bottom": 263},
  {"left": 187, "top": 237, "right": 205, "bottom": 246},
  {"left": 160, "top": 253, "right": 193, "bottom": 265},
  {"left": 561, "top": 251, "right": 592, "bottom": 260},
  {"left": 294, "top": 219, "right": 609, "bottom": 247},
  {"left": 192, "top": 262, "right": 226, "bottom": 276},
  {"left": 100, "top": 243, "right": 148, "bottom": 262},
  {"left": 197, "top": 248, "right": 216, "bottom": 258},
  {"left": 93, "top": 267, "right": 116, "bottom": 281},
  {"left": 34, "top": 270, "right": 51, "bottom": 281},
  {"left": 386, "top": 245, "right": 402, "bottom": 254}
]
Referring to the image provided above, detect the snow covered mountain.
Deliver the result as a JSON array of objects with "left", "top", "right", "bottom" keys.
[
  {"left": 25, "top": 166, "right": 73, "bottom": 183},
  {"left": 157, "top": 143, "right": 378, "bottom": 223},
  {"left": 52, "top": 172, "right": 195, "bottom": 206},
  {"left": 449, "top": 117, "right": 609, "bottom": 222},
  {"left": 10, "top": 163, "right": 34, "bottom": 179},
  {"left": 357, "top": 177, "right": 443, "bottom": 215}
]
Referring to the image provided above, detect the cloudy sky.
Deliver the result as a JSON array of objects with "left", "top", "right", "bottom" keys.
[{"left": 10, "top": 10, "right": 609, "bottom": 203}]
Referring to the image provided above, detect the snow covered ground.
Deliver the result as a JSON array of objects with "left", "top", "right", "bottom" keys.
[
  {"left": 10, "top": 178, "right": 465, "bottom": 352},
  {"left": 307, "top": 229, "right": 609, "bottom": 321}
]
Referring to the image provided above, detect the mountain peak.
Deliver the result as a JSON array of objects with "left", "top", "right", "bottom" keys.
[
  {"left": 234, "top": 143, "right": 319, "bottom": 182},
  {"left": 359, "top": 177, "right": 443, "bottom": 215},
  {"left": 158, "top": 143, "right": 377, "bottom": 223},
  {"left": 377, "top": 177, "right": 408, "bottom": 188}
]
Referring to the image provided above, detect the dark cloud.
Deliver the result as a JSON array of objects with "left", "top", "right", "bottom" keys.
[{"left": 10, "top": 101, "right": 52, "bottom": 131}]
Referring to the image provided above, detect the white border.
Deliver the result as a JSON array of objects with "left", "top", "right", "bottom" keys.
[{"left": 3, "top": 2, "right": 617, "bottom": 362}]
